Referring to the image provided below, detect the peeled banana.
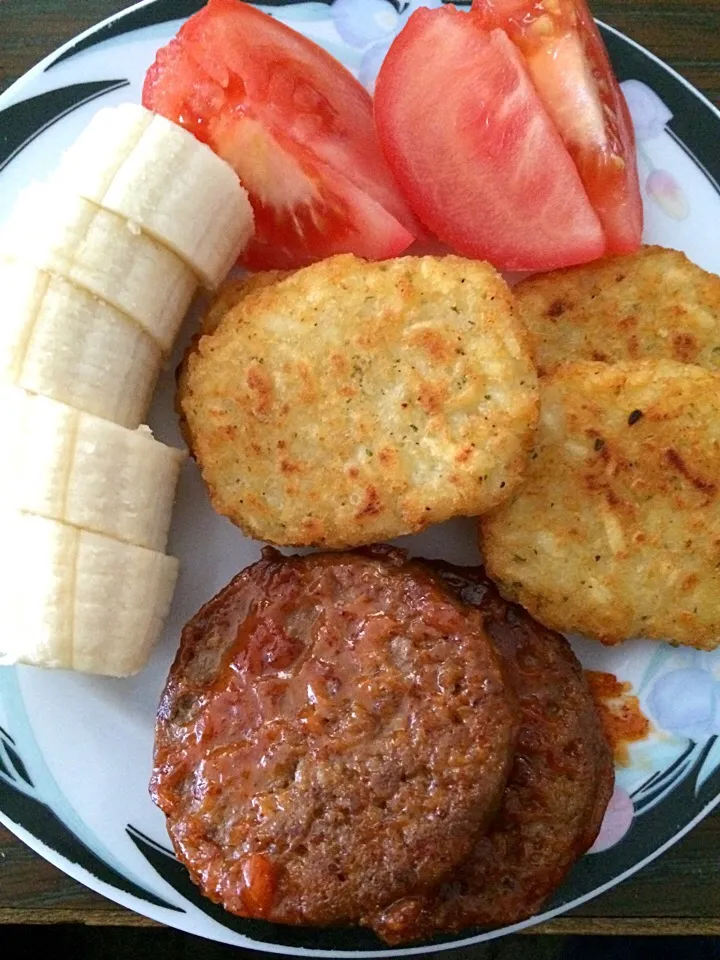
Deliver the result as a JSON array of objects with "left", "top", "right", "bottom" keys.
[
  {"left": 0, "top": 261, "right": 162, "bottom": 429},
  {"left": 3, "top": 385, "right": 185, "bottom": 552},
  {"left": 53, "top": 103, "right": 255, "bottom": 289},
  {"left": 0, "top": 185, "right": 196, "bottom": 354},
  {"left": 0, "top": 512, "right": 179, "bottom": 677},
  {"left": 1, "top": 100, "right": 257, "bottom": 677}
]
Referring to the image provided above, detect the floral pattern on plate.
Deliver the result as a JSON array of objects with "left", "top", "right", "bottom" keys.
[
  {"left": 622, "top": 79, "right": 690, "bottom": 220},
  {"left": 1, "top": 1, "right": 720, "bottom": 953},
  {"left": 331, "top": 0, "right": 442, "bottom": 90}
]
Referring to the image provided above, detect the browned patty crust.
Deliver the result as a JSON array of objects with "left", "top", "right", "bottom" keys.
[
  {"left": 151, "top": 549, "right": 519, "bottom": 926},
  {"left": 370, "top": 562, "right": 613, "bottom": 944}
]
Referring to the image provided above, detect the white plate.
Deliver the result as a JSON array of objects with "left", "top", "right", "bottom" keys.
[{"left": 1, "top": 1, "right": 720, "bottom": 955}]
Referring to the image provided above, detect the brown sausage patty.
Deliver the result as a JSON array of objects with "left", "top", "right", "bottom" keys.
[
  {"left": 369, "top": 562, "right": 614, "bottom": 944},
  {"left": 151, "top": 549, "right": 518, "bottom": 926}
]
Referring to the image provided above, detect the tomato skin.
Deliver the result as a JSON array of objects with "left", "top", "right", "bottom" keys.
[
  {"left": 233, "top": 125, "right": 417, "bottom": 271},
  {"left": 374, "top": 6, "right": 605, "bottom": 272},
  {"left": 472, "top": 0, "right": 642, "bottom": 254},
  {"left": 143, "top": 0, "right": 418, "bottom": 270}
]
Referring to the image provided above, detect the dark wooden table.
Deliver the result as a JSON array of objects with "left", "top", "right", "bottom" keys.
[{"left": 1, "top": 0, "right": 720, "bottom": 942}]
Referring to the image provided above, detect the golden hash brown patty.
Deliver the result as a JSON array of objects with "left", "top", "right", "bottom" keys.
[
  {"left": 515, "top": 246, "right": 720, "bottom": 375},
  {"left": 177, "top": 272, "right": 289, "bottom": 448},
  {"left": 180, "top": 254, "right": 538, "bottom": 549},
  {"left": 200, "top": 271, "right": 290, "bottom": 335},
  {"left": 480, "top": 360, "right": 720, "bottom": 649}
]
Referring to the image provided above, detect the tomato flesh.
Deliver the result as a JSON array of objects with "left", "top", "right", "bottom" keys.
[
  {"left": 472, "top": 0, "right": 642, "bottom": 253},
  {"left": 143, "top": 0, "right": 419, "bottom": 270},
  {"left": 375, "top": 7, "right": 605, "bottom": 272}
]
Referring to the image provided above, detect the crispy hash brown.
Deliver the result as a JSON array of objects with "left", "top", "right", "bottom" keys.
[
  {"left": 515, "top": 246, "right": 720, "bottom": 375},
  {"left": 480, "top": 360, "right": 720, "bottom": 649},
  {"left": 180, "top": 255, "right": 538, "bottom": 548},
  {"left": 200, "top": 271, "right": 290, "bottom": 335},
  {"left": 177, "top": 272, "right": 289, "bottom": 447}
]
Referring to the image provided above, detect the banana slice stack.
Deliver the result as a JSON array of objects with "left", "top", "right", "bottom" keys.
[{"left": 0, "top": 103, "right": 254, "bottom": 676}]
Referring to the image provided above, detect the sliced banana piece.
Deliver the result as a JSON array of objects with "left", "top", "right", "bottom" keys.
[
  {"left": 0, "top": 262, "right": 161, "bottom": 428},
  {"left": 2, "top": 385, "right": 185, "bottom": 552},
  {"left": 0, "top": 184, "right": 196, "bottom": 353},
  {"left": 0, "top": 512, "right": 178, "bottom": 676},
  {"left": 53, "top": 103, "right": 255, "bottom": 289}
]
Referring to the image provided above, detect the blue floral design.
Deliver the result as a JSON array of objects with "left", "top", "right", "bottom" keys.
[
  {"left": 331, "top": 0, "right": 443, "bottom": 92},
  {"left": 621, "top": 79, "right": 690, "bottom": 220},
  {"left": 621, "top": 79, "right": 673, "bottom": 140},
  {"left": 332, "top": 0, "right": 400, "bottom": 48},
  {"left": 648, "top": 666, "right": 720, "bottom": 742}
]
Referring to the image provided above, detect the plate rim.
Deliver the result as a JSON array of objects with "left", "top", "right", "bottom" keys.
[{"left": 1, "top": 1, "right": 720, "bottom": 955}]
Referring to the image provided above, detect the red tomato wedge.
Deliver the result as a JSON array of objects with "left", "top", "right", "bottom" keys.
[
  {"left": 142, "top": 0, "right": 420, "bottom": 270},
  {"left": 472, "top": 0, "right": 642, "bottom": 254},
  {"left": 374, "top": 6, "right": 606, "bottom": 272}
]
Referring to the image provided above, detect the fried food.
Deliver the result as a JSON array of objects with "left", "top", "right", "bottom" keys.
[
  {"left": 200, "top": 270, "right": 290, "bottom": 334},
  {"left": 151, "top": 548, "right": 519, "bottom": 926},
  {"left": 177, "top": 271, "right": 289, "bottom": 447},
  {"left": 180, "top": 254, "right": 538, "bottom": 548},
  {"left": 370, "top": 562, "right": 613, "bottom": 943},
  {"left": 480, "top": 360, "right": 720, "bottom": 648},
  {"left": 515, "top": 246, "right": 720, "bottom": 375}
]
